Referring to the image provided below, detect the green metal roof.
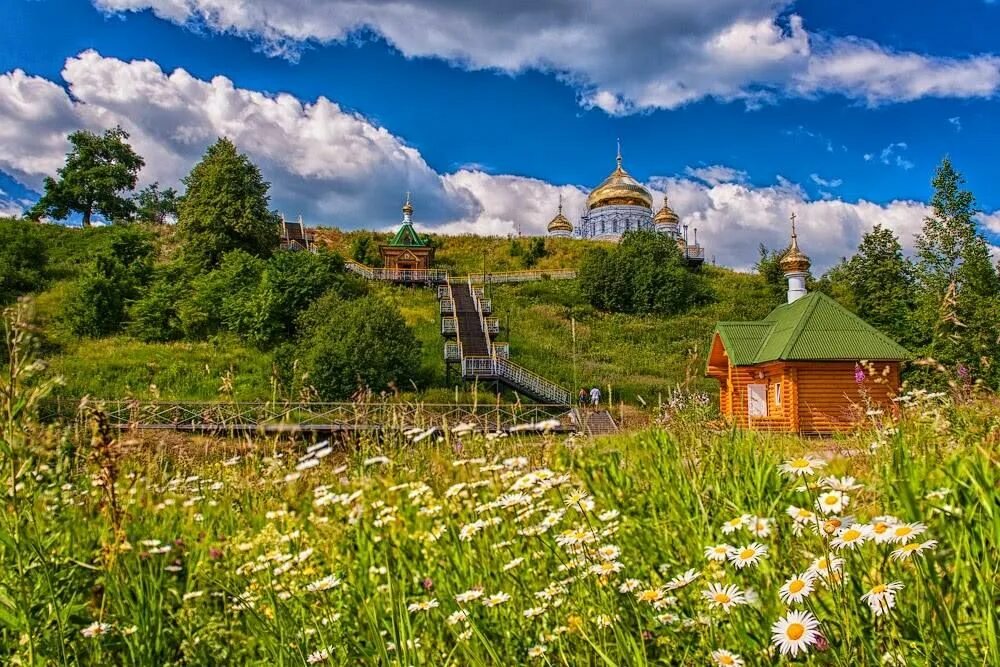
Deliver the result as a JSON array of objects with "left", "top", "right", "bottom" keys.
[
  {"left": 713, "top": 292, "right": 910, "bottom": 366},
  {"left": 387, "top": 222, "right": 430, "bottom": 248}
]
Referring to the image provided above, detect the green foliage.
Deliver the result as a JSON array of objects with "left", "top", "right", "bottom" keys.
[
  {"left": 60, "top": 226, "right": 155, "bottom": 337},
  {"left": 27, "top": 126, "right": 144, "bottom": 227},
  {"left": 126, "top": 265, "right": 186, "bottom": 342},
  {"left": 133, "top": 182, "right": 179, "bottom": 224},
  {"left": 177, "top": 138, "right": 280, "bottom": 269},
  {"left": 753, "top": 242, "right": 792, "bottom": 305},
  {"left": 349, "top": 233, "right": 383, "bottom": 266},
  {"left": 298, "top": 293, "right": 422, "bottom": 399},
  {"left": 914, "top": 158, "right": 1000, "bottom": 385},
  {"left": 579, "top": 230, "right": 712, "bottom": 315},
  {"left": 842, "top": 225, "right": 917, "bottom": 347},
  {"left": 522, "top": 236, "right": 548, "bottom": 268},
  {"left": 0, "top": 219, "right": 48, "bottom": 304}
]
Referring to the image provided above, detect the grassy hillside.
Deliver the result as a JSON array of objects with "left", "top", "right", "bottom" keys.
[{"left": 16, "top": 223, "right": 780, "bottom": 403}]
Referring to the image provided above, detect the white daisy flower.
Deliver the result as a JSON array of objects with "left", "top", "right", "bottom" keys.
[
  {"left": 710, "top": 649, "right": 745, "bottom": 667},
  {"left": 482, "top": 592, "right": 511, "bottom": 607},
  {"left": 721, "top": 516, "right": 745, "bottom": 534},
  {"left": 728, "top": 543, "right": 767, "bottom": 569},
  {"left": 890, "top": 540, "right": 938, "bottom": 561},
  {"left": 807, "top": 556, "right": 845, "bottom": 580},
  {"left": 306, "top": 648, "right": 331, "bottom": 664},
  {"left": 778, "top": 456, "right": 826, "bottom": 477},
  {"left": 861, "top": 581, "right": 904, "bottom": 616},
  {"left": 589, "top": 560, "right": 624, "bottom": 577},
  {"left": 778, "top": 572, "right": 816, "bottom": 604},
  {"left": 454, "top": 589, "right": 484, "bottom": 604},
  {"left": 702, "top": 583, "right": 746, "bottom": 612},
  {"left": 704, "top": 544, "right": 734, "bottom": 562},
  {"left": 407, "top": 599, "right": 439, "bottom": 613},
  {"left": 665, "top": 568, "right": 701, "bottom": 590},
  {"left": 81, "top": 621, "right": 110, "bottom": 638},
  {"left": 869, "top": 517, "right": 900, "bottom": 544},
  {"left": 831, "top": 523, "right": 872, "bottom": 550},
  {"left": 618, "top": 578, "right": 642, "bottom": 593},
  {"left": 597, "top": 545, "right": 621, "bottom": 561},
  {"left": 446, "top": 610, "right": 468, "bottom": 625},
  {"left": 815, "top": 490, "right": 849, "bottom": 515},
  {"left": 770, "top": 610, "right": 821, "bottom": 657},
  {"left": 528, "top": 645, "right": 547, "bottom": 659},
  {"left": 888, "top": 522, "right": 927, "bottom": 544},
  {"left": 820, "top": 475, "right": 862, "bottom": 491}
]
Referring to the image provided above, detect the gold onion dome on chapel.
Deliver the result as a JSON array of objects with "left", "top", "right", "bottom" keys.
[
  {"left": 586, "top": 144, "right": 653, "bottom": 210},
  {"left": 653, "top": 195, "right": 679, "bottom": 225},
  {"left": 547, "top": 197, "right": 573, "bottom": 234},
  {"left": 780, "top": 212, "right": 811, "bottom": 273}
]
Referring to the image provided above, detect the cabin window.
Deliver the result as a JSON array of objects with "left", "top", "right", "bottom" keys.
[
  {"left": 774, "top": 382, "right": 782, "bottom": 406},
  {"left": 748, "top": 384, "right": 768, "bottom": 417}
]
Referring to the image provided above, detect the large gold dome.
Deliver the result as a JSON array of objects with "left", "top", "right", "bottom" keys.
[{"left": 586, "top": 152, "right": 653, "bottom": 211}]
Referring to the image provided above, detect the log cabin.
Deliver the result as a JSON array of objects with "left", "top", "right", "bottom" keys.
[{"left": 706, "top": 216, "right": 910, "bottom": 434}]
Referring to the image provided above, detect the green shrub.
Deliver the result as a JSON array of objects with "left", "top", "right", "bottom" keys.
[
  {"left": 127, "top": 266, "right": 186, "bottom": 342},
  {"left": 298, "top": 293, "right": 422, "bottom": 399},
  {"left": 0, "top": 219, "right": 48, "bottom": 304}
]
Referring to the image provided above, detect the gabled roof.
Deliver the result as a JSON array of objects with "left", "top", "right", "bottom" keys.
[
  {"left": 387, "top": 222, "right": 430, "bottom": 248},
  {"left": 713, "top": 292, "right": 910, "bottom": 366}
]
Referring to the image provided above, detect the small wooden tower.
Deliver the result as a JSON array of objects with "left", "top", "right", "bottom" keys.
[
  {"left": 379, "top": 193, "right": 434, "bottom": 271},
  {"left": 705, "top": 214, "right": 910, "bottom": 434}
]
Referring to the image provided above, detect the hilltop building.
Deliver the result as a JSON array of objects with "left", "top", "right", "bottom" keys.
[
  {"left": 705, "top": 215, "right": 910, "bottom": 434},
  {"left": 380, "top": 193, "right": 435, "bottom": 272},
  {"left": 547, "top": 143, "right": 704, "bottom": 263}
]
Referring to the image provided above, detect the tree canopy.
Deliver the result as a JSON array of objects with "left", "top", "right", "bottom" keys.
[
  {"left": 177, "top": 138, "right": 279, "bottom": 269},
  {"left": 28, "top": 127, "right": 144, "bottom": 227},
  {"left": 134, "top": 183, "right": 180, "bottom": 224}
]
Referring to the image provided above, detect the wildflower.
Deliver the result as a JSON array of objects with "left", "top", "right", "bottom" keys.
[
  {"left": 589, "top": 561, "right": 624, "bottom": 577},
  {"left": 779, "top": 455, "right": 826, "bottom": 477},
  {"left": 665, "top": 568, "right": 701, "bottom": 590},
  {"left": 704, "top": 544, "right": 733, "bottom": 562},
  {"left": 598, "top": 509, "right": 620, "bottom": 522},
  {"left": 523, "top": 606, "right": 547, "bottom": 619},
  {"left": 702, "top": 583, "right": 746, "bottom": 612},
  {"left": 81, "top": 621, "right": 110, "bottom": 638},
  {"left": 182, "top": 590, "right": 204, "bottom": 601},
  {"left": 815, "top": 515, "right": 854, "bottom": 536},
  {"left": 711, "top": 649, "right": 745, "bottom": 667},
  {"left": 889, "top": 522, "right": 927, "bottom": 544},
  {"left": 820, "top": 475, "right": 862, "bottom": 491},
  {"left": 815, "top": 490, "right": 849, "bottom": 515},
  {"left": 407, "top": 598, "right": 439, "bottom": 613},
  {"left": 503, "top": 557, "right": 524, "bottom": 572},
  {"left": 728, "top": 543, "right": 767, "bottom": 569},
  {"left": 446, "top": 610, "right": 468, "bottom": 625},
  {"left": 890, "top": 540, "right": 938, "bottom": 561},
  {"left": 831, "top": 524, "right": 871, "bottom": 550},
  {"left": 455, "top": 588, "right": 484, "bottom": 604},
  {"left": 597, "top": 545, "right": 621, "bottom": 561},
  {"left": 721, "top": 516, "right": 745, "bottom": 534},
  {"left": 296, "top": 458, "right": 319, "bottom": 472},
  {"left": 528, "top": 645, "right": 547, "bottom": 659},
  {"left": 808, "top": 556, "right": 845, "bottom": 584},
  {"left": 778, "top": 573, "right": 815, "bottom": 605},
  {"left": 749, "top": 516, "right": 773, "bottom": 538},
  {"left": 306, "top": 648, "right": 331, "bottom": 664},
  {"left": 636, "top": 588, "right": 665, "bottom": 605},
  {"left": 861, "top": 582, "right": 904, "bottom": 616},
  {"left": 618, "top": 579, "right": 642, "bottom": 593},
  {"left": 305, "top": 575, "right": 341, "bottom": 592},
  {"left": 362, "top": 456, "right": 391, "bottom": 466},
  {"left": 482, "top": 592, "right": 511, "bottom": 607},
  {"left": 771, "top": 610, "right": 821, "bottom": 657},
  {"left": 870, "top": 517, "right": 900, "bottom": 544}
]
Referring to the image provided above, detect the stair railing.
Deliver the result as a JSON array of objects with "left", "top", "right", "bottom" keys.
[{"left": 446, "top": 278, "right": 463, "bottom": 365}]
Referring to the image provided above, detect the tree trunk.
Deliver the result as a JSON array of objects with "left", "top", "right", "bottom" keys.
[{"left": 82, "top": 206, "right": 92, "bottom": 228}]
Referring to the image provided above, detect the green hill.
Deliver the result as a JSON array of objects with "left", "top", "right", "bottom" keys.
[{"left": 8, "top": 220, "right": 780, "bottom": 403}]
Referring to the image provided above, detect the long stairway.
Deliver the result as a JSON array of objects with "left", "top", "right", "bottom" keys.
[
  {"left": 580, "top": 410, "right": 620, "bottom": 437},
  {"left": 448, "top": 280, "right": 571, "bottom": 405}
]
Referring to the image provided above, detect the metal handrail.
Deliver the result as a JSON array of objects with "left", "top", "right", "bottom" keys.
[{"left": 345, "top": 260, "right": 576, "bottom": 285}]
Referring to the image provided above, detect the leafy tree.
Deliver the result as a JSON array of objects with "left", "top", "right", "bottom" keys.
[
  {"left": 0, "top": 220, "right": 48, "bottom": 304},
  {"left": 578, "top": 230, "right": 712, "bottom": 315},
  {"left": 28, "top": 127, "right": 144, "bottom": 227},
  {"left": 841, "top": 225, "right": 916, "bottom": 346},
  {"left": 61, "top": 226, "right": 155, "bottom": 336},
  {"left": 523, "top": 237, "right": 548, "bottom": 268},
  {"left": 754, "top": 243, "right": 793, "bottom": 305},
  {"left": 349, "top": 234, "right": 382, "bottom": 266},
  {"left": 127, "top": 266, "right": 186, "bottom": 342},
  {"left": 177, "top": 138, "right": 279, "bottom": 269},
  {"left": 134, "top": 183, "right": 180, "bottom": 224},
  {"left": 297, "top": 294, "right": 422, "bottom": 399},
  {"left": 814, "top": 258, "right": 855, "bottom": 311},
  {"left": 914, "top": 158, "right": 1000, "bottom": 384}
]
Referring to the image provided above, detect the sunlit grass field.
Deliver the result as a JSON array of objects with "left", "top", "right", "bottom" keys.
[{"left": 4, "top": 385, "right": 997, "bottom": 665}]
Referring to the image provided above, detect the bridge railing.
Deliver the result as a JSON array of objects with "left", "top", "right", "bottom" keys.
[{"left": 346, "top": 260, "right": 577, "bottom": 286}]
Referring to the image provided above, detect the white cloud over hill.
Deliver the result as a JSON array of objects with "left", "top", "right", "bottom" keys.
[
  {"left": 93, "top": 0, "right": 1000, "bottom": 113},
  {"left": 0, "top": 51, "right": 956, "bottom": 271}
]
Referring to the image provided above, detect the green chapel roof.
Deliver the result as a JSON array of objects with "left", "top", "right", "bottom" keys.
[
  {"left": 713, "top": 292, "right": 910, "bottom": 366},
  {"left": 387, "top": 222, "right": 431, "bottom": 248}
]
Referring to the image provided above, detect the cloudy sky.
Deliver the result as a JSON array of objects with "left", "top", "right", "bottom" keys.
[{"left": 2, "top": 0, "right": 999, "bottom": 269}]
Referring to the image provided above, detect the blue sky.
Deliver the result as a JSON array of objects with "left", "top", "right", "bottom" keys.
[{"left": 1, "top": 0, "right": 999, "bottom": 268}]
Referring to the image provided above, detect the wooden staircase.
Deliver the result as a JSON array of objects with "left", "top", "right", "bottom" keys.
[
  {"left": 575, "top": 409, "right": 620, "bottom": 437},
  {"left": 446, "top": 279, "right": 571, "bottom": 405}
]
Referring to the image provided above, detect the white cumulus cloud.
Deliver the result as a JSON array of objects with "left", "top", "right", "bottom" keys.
[
  {"left": 0, "top": 51, "right": 967, "bottom": 271},
  {"left": 93, "top": 0, "right": 1000, "bottom": 113}
]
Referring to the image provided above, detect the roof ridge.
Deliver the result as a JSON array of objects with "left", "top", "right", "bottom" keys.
[{"left": 774, "top": 292, "right": 823, "bottom": 360}]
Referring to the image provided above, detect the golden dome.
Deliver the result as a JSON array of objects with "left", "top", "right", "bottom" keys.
[
  {"left": 653, "top": 195, "right": 679, "bottom": 225},
  {"left": 402, "top": 191, "right": 414, "bottom": 217},
  {"left": 586, "top": 148, "right": 653, "bottom": 211},
  {"left": 547, "top": 197, "right": 573, "bottom": 234},
  {"left": 780, "top": 213, "right": 811, "bottom": 273}
]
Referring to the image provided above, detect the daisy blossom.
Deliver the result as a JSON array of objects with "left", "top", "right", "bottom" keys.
[
  {"left": 704, "top": 544, "right": 733, "bottom": 562},
  {"left": 890, "top": 540, "right": 938, "bottom": 561},
  {"left": 778, "top": 456, "right": 826, "bottom": 477},
  {"left": 831, "top": 524, "right": 871, "bottom": 550},
  {"left": 710, "top": 649, "right": 745, "bottom": 667},
  {"left": 771, "top": 610, "right": 821, "bottom": 657},
  {"left": 861, "top": 582, "right": 904, "bottom": 616},
  {"left": 702, "top": 583, "right": 746, "bottom": 612},
  {"left": 779, "top": 572, "right": 816, "bottom": 604},
  {"left": 728, "top": 543, "right": 767, "bottom": 569}
]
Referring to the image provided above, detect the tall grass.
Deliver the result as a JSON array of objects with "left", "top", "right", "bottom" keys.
[{"left": 1, "top": 299, "right": 997, "bottom": 665}]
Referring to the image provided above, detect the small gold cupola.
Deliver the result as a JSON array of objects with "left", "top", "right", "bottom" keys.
[
  {"left": 547, "top": 193, "right": 574, "bottom": 238},
  {"left": 780, "top": 212, "right": 811, "bottom": 303}
]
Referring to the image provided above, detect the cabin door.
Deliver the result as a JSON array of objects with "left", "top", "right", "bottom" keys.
[{"left": 748, "top": 384, "right": 768, "bottom": 417}]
